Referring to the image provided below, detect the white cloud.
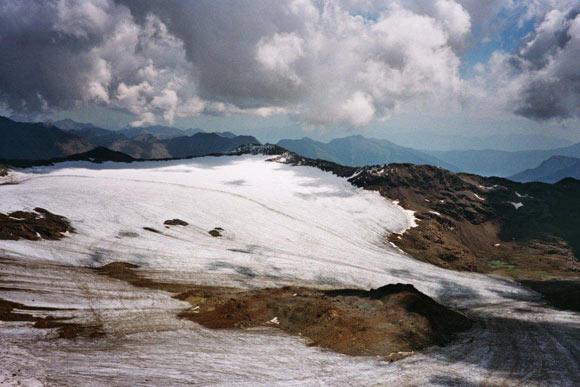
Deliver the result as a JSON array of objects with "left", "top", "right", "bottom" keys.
[{"left": 1, "top": 0, "right": 578, "bottom": 129}]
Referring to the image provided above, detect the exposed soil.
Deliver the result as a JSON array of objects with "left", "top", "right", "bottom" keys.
[
  {"left": 96, "top": 262, "right": 472, "bottom": 359},
  {"left": 164, "top": 219, "right": 189, "bottom": 226},
  {"left": 370, "top": 166, "right": 580, "bottom": 279},
  {"left": 0, "top": 297, "right": 103, "bottom": 339},
  {"left": 177, "top": 284, "right": 473, "bottom": 358},
  {"left": 96, "top": 261, "right": 204, "bottom": 294},
  {"left": 0, "top": 207, "right": 74, "bottom": 241}
]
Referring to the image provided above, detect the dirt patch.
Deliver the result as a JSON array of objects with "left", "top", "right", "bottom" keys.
[
  {"left": 0, "top": 207, "right": 74, "bottom": 241},
  {"left": 521, "top": 280, "right": 580, "bottom": 312},
  {"left": 0, "top": 297, "right": 103, "bottom": 339},
  {"left": 97, "top": 262, "right": 472, "bottom": 360},
  {"left": 96, "top": 262, "right": 204, "bottom": 294},
  {"left": 164, "top": 219, "right": 189, "bottom": 226},
  {"left": 177, "top": 284, "right": 473, "bottom": 358},
  {"left": 143, "top": 226, "right": 161, "bottom": 234}
]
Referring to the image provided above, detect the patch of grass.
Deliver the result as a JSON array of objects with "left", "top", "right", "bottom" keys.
[{"left": 487, "top": 259, "right": 516, "bottom": 270}]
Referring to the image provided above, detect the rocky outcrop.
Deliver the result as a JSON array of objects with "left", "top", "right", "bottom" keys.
[
  {"left": 96, "top": 261, "right": 471, "bottom": 360},
  {"left": 178, "top": 283, "right": 472, "bottom": 358},
  {"left": 164, "top": 219, "right": 189, "bottom": 226},
  {"left": 0, "top": 208, "right": 74, "bottom": 240}
]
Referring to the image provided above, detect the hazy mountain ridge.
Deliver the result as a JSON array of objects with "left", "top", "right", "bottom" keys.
[
  {"left": 1, "top": 116, "right": 259, "bottom": 160},
  {"left": 6, "top": 116, "right": 580, "bottom": 181},
  {"left": 509, "top": 155, "right": 580, "bottom": 183},
  {"left": 277, "top": 135, "right": 458, "bottom": 170},
  {"left": 427, "top": 142, "right": 580, "bottom": 177},
  {"left": 389, "top": 132, "right": 574, "bottom": 151}
]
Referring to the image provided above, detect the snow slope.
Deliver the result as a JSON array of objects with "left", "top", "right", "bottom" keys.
[{"left": 1, "top": 155, "right": 579, "bottom": 386}]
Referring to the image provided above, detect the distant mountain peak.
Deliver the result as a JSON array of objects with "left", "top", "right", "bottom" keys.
[
  {"left": 277, "top": 135, "right": 457, "bottom": 170},
  {"left": 509, "top": 155, "right": 580, "bottom": 183}
]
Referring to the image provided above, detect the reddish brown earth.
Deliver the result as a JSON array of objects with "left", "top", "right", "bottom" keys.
[
  {"left": 177, "top": 284, "right": 472, "bottom": 359},
  {"left": 0, "top": 208, "right": 74, "bottom": 241},
  {"left": 96, "top": 262, "right": 472, "bottom": 359},
  {"left": 348, "top": 163, "right": 580, "bottom": 280},
  {"left": 0, "top": 297, "right": 103, "bottom": 339}
]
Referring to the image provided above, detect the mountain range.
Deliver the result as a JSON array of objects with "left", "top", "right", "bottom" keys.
[
  {"left": 509, "top": 156, "right": 580, "bottom": 183},
  {"left": 426, "top": 143, "right": 580, "bottom": 177},
  {"left": 4, "top": 116, "right": 580, "bottom": 182},
  {"left": 0, "top": 116, "right": 259, "bottom": 160},
  {"left": 0, "top": 116, "right": 93, "bottom": 159},
  {"left": 277, "top": 135, "right": 457, "bottom": 170},
  {"left": 385, "top": 132, "right": 573, "bottom": 152}
]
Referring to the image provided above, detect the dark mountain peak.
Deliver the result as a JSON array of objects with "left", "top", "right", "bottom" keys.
[
  {"left": 62, "top": 147, "right": 135, "bottom": 163},
  {"left": 0, "top": 115, "right": 13, "bottom": 123},
  {"left": 53, "top": 118, "right": 99, "bottom": 131},
  {"left": 120, "top": 125, "right": 205, "bottom": 140},
  {"left": 1, "top": 117, "right": 93, "bottom": 160}
]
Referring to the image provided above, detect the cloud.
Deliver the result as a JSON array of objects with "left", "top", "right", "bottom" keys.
[
  {"left": 478, "top": 7, "right": 580, "bottom": 121},
  {"left": 0, "top": 0, "right": 577, "bottom": 128},
  {"left": 0, "top": 0, "right": 197, "bottom": 126},
  {"left": 0, "top": 0, "right": 473, "bottom": 127}
]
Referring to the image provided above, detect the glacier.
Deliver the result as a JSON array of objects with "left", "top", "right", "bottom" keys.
[{"left": 1, "top": 155, "right": 578, "bottom": 386}]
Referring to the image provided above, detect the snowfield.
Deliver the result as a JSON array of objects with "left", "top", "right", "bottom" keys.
[{"left": 1, "top": 155, "right": 579, "bottom": 386}]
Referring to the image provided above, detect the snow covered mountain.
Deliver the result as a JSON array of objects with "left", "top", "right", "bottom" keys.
[{"left": 1, "top": 150, "right": 579, "bottom": 385}]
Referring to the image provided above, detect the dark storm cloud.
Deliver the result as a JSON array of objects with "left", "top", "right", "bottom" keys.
[
  {"left": 1, "top": 0, "right": 577, "bottom": 127},
  {"left": 0, "top": 1, "right": 110, "bottom": 112},
  {"left": 510, "top": 7, "right": 580, "bottom": 120}
]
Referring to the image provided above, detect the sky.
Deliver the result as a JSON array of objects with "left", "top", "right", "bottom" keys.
[{"left": 0, "top": 0, "right": 579, "bottom": 146}]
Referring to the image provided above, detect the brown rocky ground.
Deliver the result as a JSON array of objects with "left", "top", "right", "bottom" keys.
[
  {"left": 347, "top": 163, "right": 580, "bottom": 280},
  {"left": 177, "top": 284, "right": 472, "bottom": 359},
  {"left": 0, "top": 297, "right": 103, "bottom": 339},
  {"left": 97, "top": 262, "right": 472, "bottom": 360},
  {"left": 0, "top": 208, "right": 74, "bottom": 241}
]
